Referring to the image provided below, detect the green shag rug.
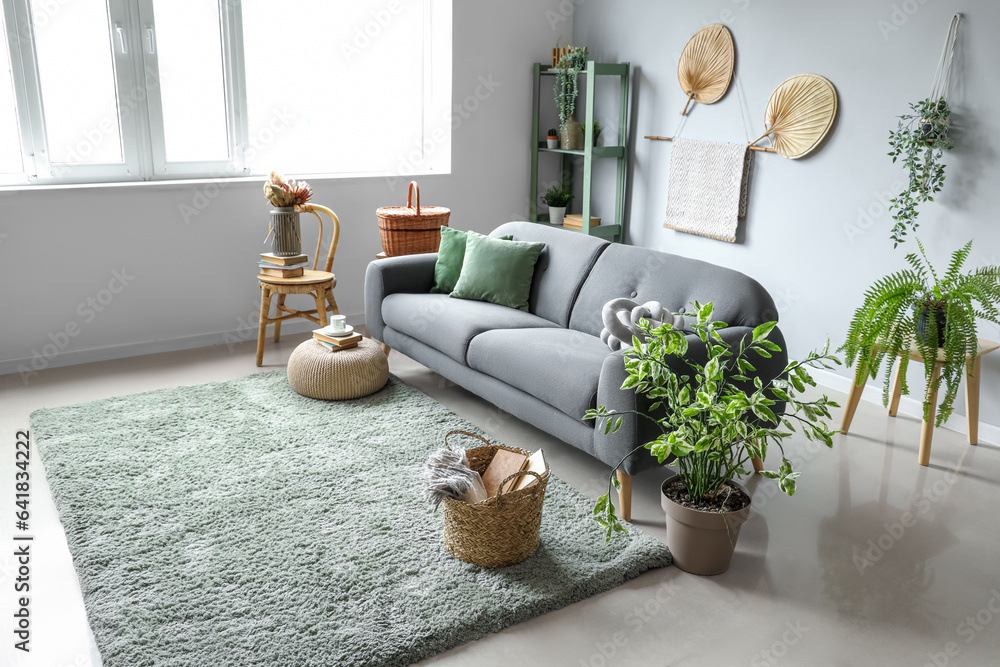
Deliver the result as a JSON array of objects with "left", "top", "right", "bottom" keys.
[{"left": 32, "top": 372, "right": 671, "bottom": 667}]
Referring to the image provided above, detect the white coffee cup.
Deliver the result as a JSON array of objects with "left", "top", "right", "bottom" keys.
[{"left": 331, "top": 315, "right": 347, "bottom": 333}]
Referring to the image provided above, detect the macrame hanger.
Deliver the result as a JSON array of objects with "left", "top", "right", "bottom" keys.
[
  {"left": 929, "top": 13, "right": 961, "bottom": 105},
  {"left": 735, "top": 76, "right": 758, "bottom": 147}
]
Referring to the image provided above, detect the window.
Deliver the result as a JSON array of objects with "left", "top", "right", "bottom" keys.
[{"left": 0, "top": 0, "right": 451, "bottom": 186}]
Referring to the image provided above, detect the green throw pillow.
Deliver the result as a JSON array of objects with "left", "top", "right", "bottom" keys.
[
  {"left": 431, "top": 227, "right": 512, "bottom": 294},
  {"left": 450, "top": 231, "right": 545, "bottom": 311}
]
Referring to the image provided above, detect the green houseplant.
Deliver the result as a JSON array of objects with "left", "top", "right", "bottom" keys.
[
  {"left": 842, "top": 239, "right": 1000, "bottom": 426},
  {"left": 591, "top": 119, "right": 603, "bottom": 147},
  {"left": 545, "top": 128, "right": 559, "bottom": 149},
  {"left": 586, "top": 302, "right": 839, "bottom": 574},
  {"left": 540, "top": 185, "right": 573, "bottom": 226},
  {"left": 554, "top": 47, "right": 588, "bottom": 150},
  {"left": 887, "top": 97, "right": 954, "bottom": 247}
]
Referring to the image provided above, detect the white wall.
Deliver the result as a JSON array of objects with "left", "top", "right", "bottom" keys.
[
  {"left": 0, "top": 1, "right": 570, "bottom": 378},
  {"left": 573, "top": 0, "right": 1000, "bottom": 433}
]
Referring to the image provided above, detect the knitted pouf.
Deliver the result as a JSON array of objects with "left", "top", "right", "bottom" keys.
[{"left": 287, "top": 338, "right": 389, "bottom": 400}]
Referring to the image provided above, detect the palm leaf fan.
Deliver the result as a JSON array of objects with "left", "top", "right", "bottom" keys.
[
  {"left": 677, "top": 24, "right": 735, "bottom": 114},
  {"left": 752, "top": 74, "right": 838, "bottom": 159}
]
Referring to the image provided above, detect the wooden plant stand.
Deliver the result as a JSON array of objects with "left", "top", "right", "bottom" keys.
[{"left": 841, "top": 338, "right": 998, "bottom": 466}]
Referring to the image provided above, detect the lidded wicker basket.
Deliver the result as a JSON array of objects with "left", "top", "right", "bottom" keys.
[
  {"left": 440, "top": 430, "right": 550, "bottom": 568},
  {"left": 376, "top": 181, "right": 450, "bottom": 256}
]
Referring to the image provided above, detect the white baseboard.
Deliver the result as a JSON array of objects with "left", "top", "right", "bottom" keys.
[
  {"left": 810, "top": 367, "right": 999, "bottom": 447},
  {"left": 0, "top": 313, "right": 365, "bottom": 379}
]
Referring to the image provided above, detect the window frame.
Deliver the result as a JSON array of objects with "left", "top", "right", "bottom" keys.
[{"left": 0, "top": 0, "right": 449, "bottom": 188}]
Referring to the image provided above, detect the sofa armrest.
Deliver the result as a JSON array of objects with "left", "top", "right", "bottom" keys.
[
  {"left": 364, "top": 253, "right": 437, "bottom": 341},
  {"left": 593, "top": 326, "right": 789, "bottom": 475}
]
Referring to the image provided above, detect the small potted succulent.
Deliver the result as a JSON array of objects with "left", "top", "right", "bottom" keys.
[
  {"left": 546, "top": 128, "right": 560, "bottom": 149},
  {"left": 587, "top": 302, "right": 839, "bottom": 575},
  {"left": 540, "top": 185, "right": 573, "bottom": 226}
]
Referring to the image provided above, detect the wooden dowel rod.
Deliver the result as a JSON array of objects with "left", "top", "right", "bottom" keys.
[
  {"left": 680, "top": 93, "right": 695, "bottom": 115},
  {"left": 643, "top": 135, "right": 778, "bottom": 153}
]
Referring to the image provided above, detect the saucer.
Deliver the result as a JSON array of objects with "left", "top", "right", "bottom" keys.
[{"left": 320, "top": 324, "right": 354, "bottom": 337}]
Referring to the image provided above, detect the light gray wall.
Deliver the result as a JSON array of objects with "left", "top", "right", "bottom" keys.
[
  {"left": 0, "top": 1, "right": 570, "bottom": 379},
  {"left": 574, "top": 0, "right": 1000, "bottom": 431}
]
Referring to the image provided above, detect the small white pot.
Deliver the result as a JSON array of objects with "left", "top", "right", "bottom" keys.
[
  {"left": 546, "top": 138, "right": 559, "bottom": 149},
  {"left": 548, "top": 206, "right": 566, "bottom": 226}
]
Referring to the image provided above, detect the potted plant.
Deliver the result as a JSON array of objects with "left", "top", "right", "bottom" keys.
[
  {"left": 545, "top": 128, "right": 559, "bottom": 149},
  {"left": 842, "top": 239, "right": 1000, "bottom": 426},
  {"left": 262, "top": 172, "right": 312, "bottom": 256},
  {"left": 887, "top": 97, "right": 954, "bottom": 247},
  {"left": 587, "top": 302, "right": 840, "bottom": 575},
  {"left": 554, "top": 47, "right": 588, "bottom": 150},
  {"left": 540, "top": 185, "right": 573, "bottom": 226},
  {"left": 591, "top": 119, "right": 603, "bottom": 147}
]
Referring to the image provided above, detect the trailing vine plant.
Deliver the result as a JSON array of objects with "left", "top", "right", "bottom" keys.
[
  {"left": 554, "top": 47, "right": 589, "bottom": 127},
  {"left": 887, "top": 97, "right": 953, "bottom": 247}
]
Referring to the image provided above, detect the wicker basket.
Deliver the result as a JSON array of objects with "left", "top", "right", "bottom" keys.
[
  {"left": 440, "top": 430, "right": 549, "bottom": 568},
  {"left": 376, "top": 181, "right": 450, "bottom": 256}
]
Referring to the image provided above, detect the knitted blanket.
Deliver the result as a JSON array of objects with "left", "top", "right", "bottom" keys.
[{"left": 663, "top": 138, "right": 753, "bottom": 243}]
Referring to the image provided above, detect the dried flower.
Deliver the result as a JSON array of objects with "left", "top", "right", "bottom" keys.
[{"left": 262, "top": 172, "right": 312, "bottom": 208}]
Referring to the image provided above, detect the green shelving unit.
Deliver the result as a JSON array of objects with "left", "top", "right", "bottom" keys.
[{"left": 529, "top": 61, "right": 630, "bottom": 242}]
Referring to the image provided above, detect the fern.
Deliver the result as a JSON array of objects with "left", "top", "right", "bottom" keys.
[{"left": 841, "top": 240, "right": 1000, "bottom": 426}]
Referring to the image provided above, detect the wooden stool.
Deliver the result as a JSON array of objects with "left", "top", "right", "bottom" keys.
[
  {"left": 841, "top": 338, "right": 998, "bottom": 466},
  {"left": 256, "top": 204, "right": 341, "bottom": 366}
]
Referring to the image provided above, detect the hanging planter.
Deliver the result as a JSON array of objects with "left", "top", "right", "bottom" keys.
[{"left": 887, "top": 14, "right": 961, "bottom": 247}]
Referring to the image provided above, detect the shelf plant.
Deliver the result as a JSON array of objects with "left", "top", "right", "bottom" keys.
[
  {"left": 887, "top": 97, "right": 953, "bottom": 247},
  {"left": 540, "top": 185, "right": 573, "bottom": 226},
  {"left": 553, "top": 47, "right": 588, "bottom": 127},
  {"left": 842, "top": 239, "right": 1000, "bottom": 426},
  {"left": 586, "top": 302, "right": 839, "bottom": 564},
  {"left": 553, "top": 47, "right": 588, "bottom": 150}
]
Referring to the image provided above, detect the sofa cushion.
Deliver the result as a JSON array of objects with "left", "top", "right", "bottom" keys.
[
  {"left": 430, "top": 227, "right": 513, "bottom": 294},
  {"left": 569, "top": 244, "right": 779, "bottom": 337},
  {"left": 450, "top": 231, "right": 546, "bottom": 311},
  {"left": 466, "top": 328, "right": 611, "bottom": 421},
  {"left": 381, "top": 293, "right": 558, "bottom": 364},
  {"left": 491, "top": 222, "right": 609, "bottom": 327}
]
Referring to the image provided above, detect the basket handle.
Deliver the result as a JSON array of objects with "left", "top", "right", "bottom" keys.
[
  {"left": 406, "top": 181, "right": 421, "bottom": 216},
  {"left": 444, "top": 429, "right": 493, "bottom": 450},
  {"left": 495, "top": 470, "right": 544, "bottom": 507}
]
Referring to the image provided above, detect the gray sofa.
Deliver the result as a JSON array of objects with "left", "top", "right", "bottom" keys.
[{"left": 365, "top": 222, "right": 786, "bottom": 516}]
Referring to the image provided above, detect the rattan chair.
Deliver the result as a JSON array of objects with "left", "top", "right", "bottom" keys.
[{"left": 256, "top": 203, "right": 340, "bottom": 366}]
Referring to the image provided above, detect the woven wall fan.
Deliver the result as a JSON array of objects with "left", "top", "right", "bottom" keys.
[
  {"left": 750, "top": 74, "right": 838, "bottom": 159},
  {"left": 677, "top": 24, "right": 735, "bottom": 115}
]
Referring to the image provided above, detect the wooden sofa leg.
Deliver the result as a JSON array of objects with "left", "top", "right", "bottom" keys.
[{"left": 616, "top": 470, "right": 632, "bottom": 522}]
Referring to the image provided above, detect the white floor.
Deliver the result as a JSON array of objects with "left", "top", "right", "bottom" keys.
[{"left": 2, "top": 332, "right": 999, "bottom": 667}]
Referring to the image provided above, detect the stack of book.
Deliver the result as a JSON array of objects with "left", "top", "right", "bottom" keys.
[
  {"left": 313, "top": 324, "right": 363, "bottom": 352},
  {"left": 259, "top": 252, "right": 308, "bottom": 278},
  {"left": 481, "top": 449, "right": 547, "bottom": 496},
  {"left": 563, "top": 214, "right": 601, "bottom": 229}
]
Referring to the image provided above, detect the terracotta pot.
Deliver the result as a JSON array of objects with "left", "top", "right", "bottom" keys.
[{"left": 660, "top": 474, "right": 751, "bottom": 575}]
